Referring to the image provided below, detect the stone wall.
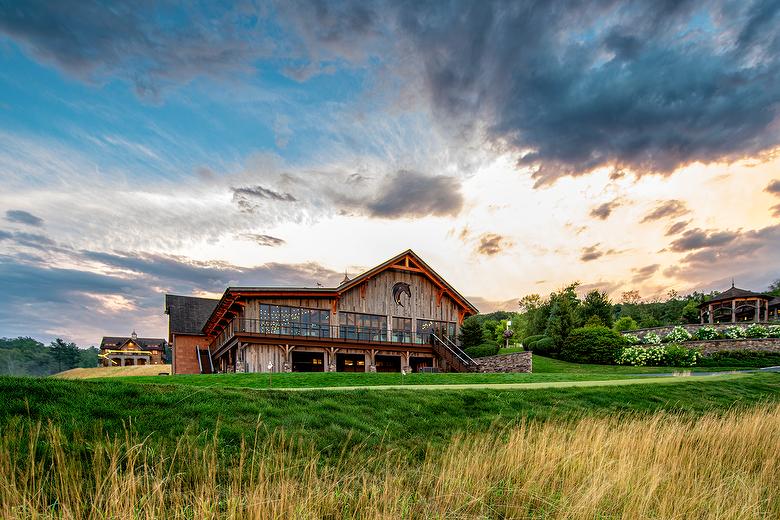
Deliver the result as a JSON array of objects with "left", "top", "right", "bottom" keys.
[
  {"left": 628, "top": 322, "right": 777, "bottom": 339},
  {"left": 686, "top": 338, "right": 780, "bottom": 356},
  {"left": 475, "top": 351, "right": 532, "bottom": 373}
]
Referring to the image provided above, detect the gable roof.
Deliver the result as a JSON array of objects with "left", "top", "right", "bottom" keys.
[
  {"left": 165, "top": 294, "right": 220, "bottom": 335},
  {"left": 770, "top": 297, "right": 780, "bottom": 308},
  {"left": 100, "top": 336, "right": 166, "bottom": 351},
  {"left": 698, "top": 285, "right": 773, "bottom": 307},
  {"left": 201, "top": 249, "right": 479, "bottom": 336}
]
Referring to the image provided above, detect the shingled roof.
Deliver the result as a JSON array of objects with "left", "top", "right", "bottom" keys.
[
  {"left": 165, "top": 294, "right": 220, "bottom": 335},
  {"left": 100, "top": 336, "right": 165, "bottom": 351},
  {"left": 698, "top": 285, "right": 773, "bottom": 307},
  {"left": 770, "top": 297, "right": 780, "bottom": 309}
]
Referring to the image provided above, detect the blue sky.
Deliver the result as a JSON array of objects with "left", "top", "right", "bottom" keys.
[{"left": 1, "top": 0, "right": 780, "bottom": 345}]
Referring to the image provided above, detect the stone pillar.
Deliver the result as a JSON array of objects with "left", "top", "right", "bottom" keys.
[
  {"left": 700, "top": 307, "right": 704, "bottom": 324},
  {"left": 731, "top": 300, "right": 736, "bottom": 323},
  {"left": 708, "top": 304, "right": 713, "bottom": 324},
  {"left": 401, "top": 351, "right": 411, "bottom": 374},
  {"left": 364, "top": 353, "right": 371, "bottom": 372},
  {"left": 755, "top": 299, "right": 761, "bottom": 322}
]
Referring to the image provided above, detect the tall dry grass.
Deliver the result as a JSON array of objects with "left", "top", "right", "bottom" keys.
[{"left": 1, "top": 405, "right": 779, "bottom": 519}]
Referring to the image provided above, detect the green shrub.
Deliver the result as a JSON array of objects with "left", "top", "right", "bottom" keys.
[
  {"left": 663, "top": 344, "right": 700, "bottom": 366},
  {"left": 665, "top": 326, "right": 692, "bottom": 343},
  {"left": 613, "top": 316, "right": 638, "bottom": 332},
  {"left": 769, "top": 325, "right": 780, "bottom": 338},
  {"left": 745, "top": 324, "right": 769, "bottom": 338},
  {"left": 522, "top": 334, "right": 546, "bottom": 346},
  {"left": 528, "top": 336, "right": 556, "bottom": 356},
  {"left": 463, "top": 343, "right": 499, "bottom": 358},
  {"left": 623, "top": 333, "right": 641, "bottom": 345},
  {"left": 696, "top": 326, "right": 719, "bottom": 340},
  {"left": 559, "top": 326, "right": 628, "bottom": 364},
  {"left": 616, "top": 344, "right": 699, "bottom": 367},
  {"left": 698, "top": 351, "right": 780, "bottom": 368}
]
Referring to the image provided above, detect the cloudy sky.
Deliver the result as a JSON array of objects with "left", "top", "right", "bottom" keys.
[{"left": 1, "top": 0, "right": 780, "bottom": 346}]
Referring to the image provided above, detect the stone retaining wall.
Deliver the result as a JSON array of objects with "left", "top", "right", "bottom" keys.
[
  {"left": 685, "top": 337, "right": 780, "bottom": 356},
  {"left": 475, "top": 351, "right": 532, "bottom": 373},
  {"left": 628, "top": 322, "right": 777, "bottom": 338}
]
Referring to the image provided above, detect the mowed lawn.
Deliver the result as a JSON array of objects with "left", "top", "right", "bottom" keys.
[
  {"left": 87, "top": 354, "right": 761, "bottom": 390},
  {"left": 3, "top": 372, "right": 780, "bottom": 456}
]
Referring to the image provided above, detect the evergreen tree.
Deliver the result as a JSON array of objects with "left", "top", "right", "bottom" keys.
[
  {"left": 579, "top": 290, "right": 614, "bottom": 328},
  {"left": 49, "top": 338, "right": 80, "bottom": 373},
  {"left": 458, "top": 317, "right": 484, "bottom": 348}
]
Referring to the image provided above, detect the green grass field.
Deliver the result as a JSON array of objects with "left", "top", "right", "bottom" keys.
[
  {"left": 3, "top": 372, "right": 779, "bottom": 456},
  {"left": 90, "top": 354, "right": 761, "bottom": 390}
]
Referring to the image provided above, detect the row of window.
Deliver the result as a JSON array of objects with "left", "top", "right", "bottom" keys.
[{"left": 247, "top": 304, "right": 455, "bottom": 343}]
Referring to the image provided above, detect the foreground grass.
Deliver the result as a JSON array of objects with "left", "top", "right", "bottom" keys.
[
  {"left": 3, "top": 404, "right": 780, "bottom": 519},
  {"left": 3, "top": 373, "right": 780, "bottom": 456}
]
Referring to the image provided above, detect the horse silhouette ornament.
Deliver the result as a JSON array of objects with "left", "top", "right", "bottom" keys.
[{"left": 392, "top": 282, "right": 411, "bottom": 307}]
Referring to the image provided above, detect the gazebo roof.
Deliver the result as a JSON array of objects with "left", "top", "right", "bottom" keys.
[
  {"left": 770, "top": 297, "right": 780, "bottom": 309},
  {"left": 698, "top": 285, "right": 773, "bottom": 308}
]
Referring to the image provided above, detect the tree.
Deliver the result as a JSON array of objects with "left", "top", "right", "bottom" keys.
[
  {"left": 544, "top": 284, "right": 579, "bottom": 349},
  {"left": 458, "top": 317, "right": 484, "bottom": 349},
  {"left": 680, "top": 300, "right": 701, "bottom": 324},
  {"left": 49, "top": 339, "right": 80, "bottom": 373},
  {"left": 768, "top": 279, "right": 780, "bottom": 297},
  {"left": 613, "top": 316, "right": 638, "bottom": 332},
  {"left": 621, "top": 290, "right": 642, "bottom": 305},
  {"left": 579, "top": 290, "right": 614, "bottom": 328}
]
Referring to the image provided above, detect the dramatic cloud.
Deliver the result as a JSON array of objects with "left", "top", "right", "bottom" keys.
[
  {"left": 580, "top": 244, "right": 622, "bottom": 262},
  {"left": 475, "top": 233, "right": 508, "bottom": 256},
  {"left": 589, "top": 199, "right": 621, "bottom": 220},
  {"left": 665, "top": 220, "right": 689, "bottom": 236},
  {"left": 772, "top": 204, "right": 780, "bottom": 218},
  {"left": 231, "top": 185, "right": 298, "bottom": 213},
  {"left": 5, "top": 210, "right": 44, "bottom": 227},
  {"left": 668, "top": 228, "right": 739, "bottom": 253},
  {"left": 239, "top": 234, "right": 286, "bottom": 247},
  {"left": 641, "top": 200, "right": 689, "bottom": 223},
  {"left": 631, "top": 264, "right": 660, "bottom": 283},
  {"left": 283, "top": 0, "right": 780, "bottom": 185},
  {"left": 665, "top": 223, "right": 780, "bottom": 290},
  {"left": 0, "top": 233, "right": 342, "bottom": 343},
  {"left": 0, "top": 1, "right": 271, "bottom": 99},
  {"left": 363, "top": 170, "right": 463, "bottom": 219},
  {"left": 0, "top": 229, "right": 56, "bottom": 249},
  {"left": 767, "top": 179, "right": 780, "bottom": 195}
]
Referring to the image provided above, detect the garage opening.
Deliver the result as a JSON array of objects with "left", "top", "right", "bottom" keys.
[
  {"left": 292, "top": 351, "right": 325, "bottom": 372},
  {"left": 374, "top": 354, "right": 401, "bottom": 372},
  {"left": 337, "top": 353, "right": 366, "bottom": 372},
  {"left": 410, "top": 357, "right": 432, "bottom": 373}
]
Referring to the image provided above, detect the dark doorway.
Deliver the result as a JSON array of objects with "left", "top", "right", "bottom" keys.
[
  {"left": 337, "top": 353, "right": 366, "bottom": 372},
  {"left": 292, "top": 351, "right": 325, "bottom": 372},
  {"left": 375, "top": 355, "right": 401, "bottom": 372},
  {"left": 410, "top": 357, "right": 432, "bottom": 373}
]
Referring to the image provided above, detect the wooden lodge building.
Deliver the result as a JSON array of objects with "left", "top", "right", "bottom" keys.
[
  {"left": 165, "top": 250, "right": 480, "bottom": 375},
  {"left": 99, "top": 332, "right": 167, "bottom": 367}
]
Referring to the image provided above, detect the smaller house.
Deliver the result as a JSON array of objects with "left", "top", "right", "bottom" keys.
[{"left": 99, "top": 331, "right": 167, "bottom": 367}]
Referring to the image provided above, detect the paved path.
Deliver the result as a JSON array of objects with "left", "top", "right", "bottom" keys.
[{"left": 248, "top": 372, "right": 751, "bottom": 392}]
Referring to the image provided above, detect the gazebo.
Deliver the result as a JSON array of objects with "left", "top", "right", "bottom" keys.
[{"left": 698, "top": 284, "right": 773, "bottom": 324}]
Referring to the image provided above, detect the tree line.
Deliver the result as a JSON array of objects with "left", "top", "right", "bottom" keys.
[
  {"left": 460, "top": 279, "right": 780, "bottom": 351},
  {"left": 0, "top": 337, "right": 98, "bottom": 377}
]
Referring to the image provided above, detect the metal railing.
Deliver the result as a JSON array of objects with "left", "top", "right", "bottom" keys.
[
  {"left": 431, "top": 332, "right": 476, "bottom": 370},
  {"left": 211, "top": 317, "right": 457, "bottom": 351}
]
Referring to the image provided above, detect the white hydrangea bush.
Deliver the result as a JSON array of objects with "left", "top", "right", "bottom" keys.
[
  {"left": 642, "top": 332, "right": 662, "bottom": 345},
  {"left": 768, "top": 325, "right": 780, "bottom": 338},
  {"left": 623, "top": 333, "right": 641, "bottom": 345},
  {"left": 665, "top": 326, "right": 692, "bottom": 342},
  {"left": 745, "top": 323, "right": 769, "bottom": 338},
  {"left": 722, "top": 326, "right": 746, "bottom": 339},
  {"left": 696, "top": 326, "right": 719, "bottom": 340}
]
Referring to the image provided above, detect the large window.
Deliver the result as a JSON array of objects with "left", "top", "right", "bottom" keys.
[
  {"left": 416, "top": 319, "right": 456, "bottom": 343},
  {"left": 392, "top": 317, "right": 412, "bottom": 343},
  {"left": 339, "top": 312, "right": 387, "bottom": 341},
  {"left": 257, "top": 304, "right": 330, "bottom": 337}
]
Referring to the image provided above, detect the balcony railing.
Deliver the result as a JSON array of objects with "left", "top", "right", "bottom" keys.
[{"left": 210, "top": 317, "right": 453, "bottom": 352}]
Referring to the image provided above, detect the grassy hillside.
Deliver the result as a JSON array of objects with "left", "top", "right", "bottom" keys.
[
  {"left": 55, "top": 364, "right": 171, "bottom": 379},
  {"left": 3, "top": 373, "right": 779, "bottom": 455}
]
